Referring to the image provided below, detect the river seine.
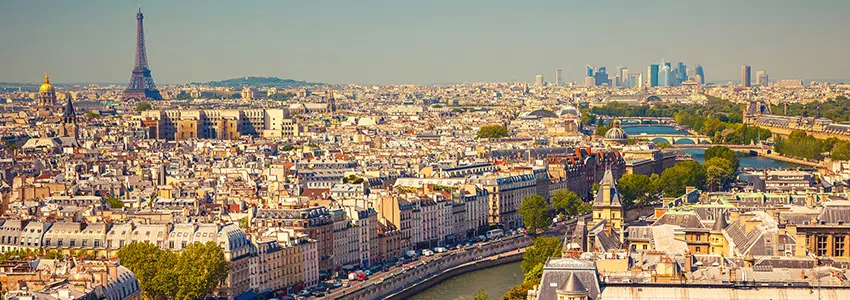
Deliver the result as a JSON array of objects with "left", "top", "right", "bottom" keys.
[
  {"left": 412, "top": 126, "right": 801, "bottom": 299},
  {"left": 408, "top": 261, "right": 523, "bottom": 300}
]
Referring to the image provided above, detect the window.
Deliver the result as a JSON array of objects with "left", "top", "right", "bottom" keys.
[
  {"left": 695, "top": 246, "right": 701, "bottom": 252},
  {"left": 817, "top": 236, "right": 829, "bottom": 256},
  {"left": 835, "top": 236, "right": 846, "bottom": 257}
]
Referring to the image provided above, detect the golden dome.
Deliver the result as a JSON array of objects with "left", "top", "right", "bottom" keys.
[{"left": 39, "top": 73, "right": 54, "bottom": 92}]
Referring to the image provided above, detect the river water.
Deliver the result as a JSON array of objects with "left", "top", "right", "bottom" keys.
[
  {"left": 408, "top": 261, "right": 523, "bottom": 300},
  {"left": 412, "top": 126, "right": 800, "bottom": 299},
  {"left": 623, "top": 126, "right": 802, "bottom": 169}
]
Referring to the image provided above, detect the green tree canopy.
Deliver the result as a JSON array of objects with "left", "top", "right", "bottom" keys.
[
  {"left": 774, "top": 130, "right": 849, "bottom": 161},
  {"left": 104, "top": 197, "right": 124, "bottom": 209},
  {"left": 518, "top": 194, "right": 551, "bottom": 233},
  {"left": 551, "top": 190, "right": 587, "bottom": 216},
  {"left": 135, "top": 102, "right": 153, "bottom": 112},
  {"left": 705, "top": 146, "right": 739, "bottom": 169},
  {"left": 474, "top": 289, "right": 490, "bottom": 300},
  {"left": 658, "top": 161, "right": 706, "bottom": 197},
  {"left": 476, "top": 125, "right": 510, "bottom": 139},
  {"left": 521, "top": 237, "right": 562, "bottom": 273},
  {"left": 704, "top": 157, "right": 736, "bottom": 192},
  {"left": 174, "top": 242, "right": 229, "bottom": 300},
  {"left": 617, "top": 174, "right": 659, "bottom": 207},
  {"left": 117, "top": 242, "right": 179, "bottom": 299},
  {"left": 342, "top": 174, "right": 364, "bottom": 184},
  {"left": 118, "top": 241, "right": 228, "bottom": 300}
]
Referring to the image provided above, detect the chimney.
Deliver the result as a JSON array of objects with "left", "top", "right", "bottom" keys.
[
  {"left": 107, "top": 261, "right": 118, "bottom": 280},
  {"left": 423, "top": 184, "right": 434, "bottom": 195}
]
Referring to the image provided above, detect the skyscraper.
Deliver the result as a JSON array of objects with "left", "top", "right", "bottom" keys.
[
  {"left": 586, "top": 65, "right": 594, "bottom": 77},
  {"left": 677, "top": 62, "right": 687, "bottom": 83},
  {"left": 535, "top": 74, "right": 544, "bottom": 86},
  {"left": 659, "top": 64, "right": 672, "bottom": 87},
  {"left": 741, "top": 65, "right": 752, "bottom": 87},
  {"left": 694, "top": 65, "right": 705, "bottom": 84},
  {"left": 555, "top": 69, "right": 562, "bottom": 86},
  {"left": 123, "top": 7, "right": 162, "bottom": 101},
  {"left": 595, "top": 66, "right": 609, "bottom": 86},
  {"left": 756, "top": 71, "right": 768, "bottom": 87},
  {"left": 647, "top": 64, "right": 659, "bottom": 87}
]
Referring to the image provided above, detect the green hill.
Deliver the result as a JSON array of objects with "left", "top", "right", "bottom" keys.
[{"left": 196, "top": 77, "right": 322, "bottom": 88}]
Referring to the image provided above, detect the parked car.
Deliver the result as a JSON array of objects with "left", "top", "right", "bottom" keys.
[
  {"left": 406, "top": 250, "right": 418, "bottom": 257},
  {"left": 434, "top": 247, "right": 447, "bottom": 253},
  {"left": 422, "top": 249, "right": 434, "bottom": 256}
]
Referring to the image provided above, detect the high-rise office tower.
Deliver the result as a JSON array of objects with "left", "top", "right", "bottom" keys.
[
  {"left": 695, "top": 65, "right": 705, "bottom": 84},
  {"left": 756, "top": 71, "right": 768, "bottom": 87},
  {"left": 584, "top": 76, "right": 596, "bottom": 87},
  {"left": 535, "top": 74, "right": 544, "bottom": 86},
  {"left": 647, "top": 64, "right": 659, "bottom": 87},
  {"left": 555, "top": 69, "right": 562, "bottom": 86},
  {"left": 595, "top": 66, "right": 609, "bottom": 86},
  {"left": 677, "top": 62, "right": 687, "bottom": 83},
  {"left": 586, "top": 65, "right": 594, "bottom": 77},
  {"left": 659, "top": 64, "right": 672, "bottom": 87},
  {"left": 741, "top": 65, "right": 752, "bottom": 87}
]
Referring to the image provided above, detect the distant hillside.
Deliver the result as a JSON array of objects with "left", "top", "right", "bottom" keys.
[{"left": 196, "top": 77, "right": 323, "bottom": 88}]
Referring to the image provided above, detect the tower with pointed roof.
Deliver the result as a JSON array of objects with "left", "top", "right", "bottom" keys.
[
  {"left": 57, "top": 94, "right": 78, "bottom": 140},
  {"left": 709, "top": 210, "right": 730, "bottom": 256},
  {"left": 555, "top": 272, "right": 590, "bottom": 300},
  {"left": 588, "top": 169, "right": 624, "bottom": 234}
]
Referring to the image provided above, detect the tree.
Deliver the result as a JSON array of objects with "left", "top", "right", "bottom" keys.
[
  {"left": 518, "top": 194, "right": 551, "bottom": 233},
  {"left": 594, "top": 124, "right": 611, "bottom": 136},
  {"left": 704, "top": 157, "right": 735, "bottom": 191},
  {"left": 118, "top": 242, "right": 179, "bottom": 299},
  {"left": 591, "top": 183, "right": 600, "bottom": 197},
  {"left": 551, "top": 190, "right": 584, "bottom": 215},
  {"left": 118, "top": 241, "right": 227, "bottom": 300},
  {"left": 521, "top": 237, "right": 562, "bottom": 273},
  {"left": 658, "top": 161, "right": 706, "bottom": 197},
  {"left": 523, "top": 262, "right": 545, "bottom": 286},
  {"left": 282, "top": 144, "right": 295, "bottom": 151},
  {"left": 474, "top": 289, "right": 490, "bottom": 300},
  {"left": 617, "top": 174, "right": 654, "bottom": 208},
  {"left": 502, "top": 284, "right": 533, "bottom": 300},
  {"left": 476, "top": 125, "right": 510, "bottom": 139},
  {"left": 85, "top": 111, "right": 100, "bottom": 119},
  {"left": 173, "top": 242, "right": 229, "bottom": 300},
  {"left": 104, "top": 197, "right": 124, "bottom": 209},
  {"left": 135, "top": 102, "right": 153, "bottom": 112},
  {"left": 342, "top": 174, "right": 364, "bottom": 184},
  {"left": 173, "top": 91, "right": 192, "bottom": 100},
  {"left": 831, "top": 141, "right": 850, "bottom": 161},
  {"left": 239, "top": 217, "right": 249, "bottom": 229},
  {"left": 705, "top": 146, "right": 739, "bottom": 169}
]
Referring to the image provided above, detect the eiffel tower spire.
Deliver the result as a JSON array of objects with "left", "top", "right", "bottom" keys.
[{"left": 123, "top": 6, "right": 162, "bottom": 101}]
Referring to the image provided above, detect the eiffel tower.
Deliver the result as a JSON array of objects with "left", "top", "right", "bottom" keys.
[{"left": 123, "top": 7, "right": 162, "bottom": 101}]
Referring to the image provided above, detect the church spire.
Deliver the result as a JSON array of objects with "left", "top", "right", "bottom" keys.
[{"left": 62, "top": 95, "right": 76, "bottom": 124}]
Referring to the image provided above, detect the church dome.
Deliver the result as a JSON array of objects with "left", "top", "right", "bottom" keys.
[
  {"left": 39, "top": 74, "right": 54, "bottom": 92},
  {"left": 604, "top": 120, "right": 628, "bottom": 141}
]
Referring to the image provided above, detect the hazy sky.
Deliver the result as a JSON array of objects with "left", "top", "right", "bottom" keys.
[{"left": 2, "top": 0, "right": 849, "bottom": 85}]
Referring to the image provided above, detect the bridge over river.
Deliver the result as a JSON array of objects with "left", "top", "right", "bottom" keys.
[{"left": 631, "top": 133, "right": 712, "bottom": 145}]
